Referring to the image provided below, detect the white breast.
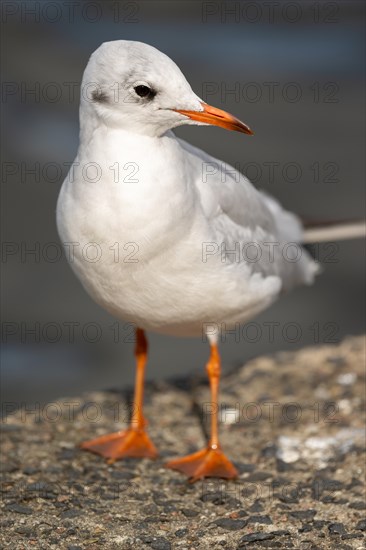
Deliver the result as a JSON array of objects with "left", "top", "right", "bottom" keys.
[{"left": 57, "top": 128, "right": 314, "bottom": 337}]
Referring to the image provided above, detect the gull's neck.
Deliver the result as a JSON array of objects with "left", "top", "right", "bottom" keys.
[{"left": 79, "top": 101, "right": 176, "bottom": 143}]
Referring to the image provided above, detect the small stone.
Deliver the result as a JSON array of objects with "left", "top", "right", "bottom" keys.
[
  {"left": 349, "top": 501, "right": 366, "bottom": 510},
  {"left": 312, "top": 477, "right": 343, "bottom": 499},
  {"left": 328, "top": 523, "right": 347, "bottom": 535},
  {"left": 336, "top": 373, "right": 356, "bottom": 385},
  {"left": 141, "top": 504, "right": 159, "bottom": 515},
  {"left": 23, "top": 466, "right": 40, "bottom": 475},
  {"left": 347, "top": 477, "right": 363, "bottom": 488},
  {"left": 238, "top": 532, "right": 275, "bottom": 545},
  {"left": 247, "top": 515, "right": 272, "bottom": 525},
  {"left": 15, "top": 526, "right": 33, "bottom": 535},
  {"left": 244, "top": 471, "right": 272, "bottom": 482},
  {"left": 180, "top": 508, "right": 198, "bottom": 517},
  {"left": 356, "top": 520, "right": 366, "bottom": 531},
  {"left": 140, "top": 535, "right": 153, "bottom": 543},
  {"left": 162, "top": 503, "right": 177, "bottom": 513},
  {"left": 214, "top": 518, "right": 247, "bottom": 530},
  {"left": 299, "top": 524, "right": 313, "bottom": 533},
  {"left": 199, "top": 492, "right": 224, "bottom": 505},
  {"left": 134, "top": 521, "right": 149, "bottom": 530},
  {"left": 261, "top": 444, "right": 277, "bottom": 458},
  {"left": 289, "top": 510, "right": 316, "bottom": 521},
  {"left": 175, "top": 528, "right": 188, "bottom": 537},
  {"left": 276, "top": 459, "right": 293, "bottom": 472},
  {"left": 144, "top": 517, "right": 160, "bottom": 524},
  {"left": 150, "top": 537, "right": 171, "bottom": 550},
  {"left": 58, "top": 449, "right": 77, "bottom": 460},
  {"left": 312, "top": 520, "right": 329, "bottom": 530},
  {"left": 236, "top": 463, "right": 256, "bottom": 474},
  {"left": 248, "top": 500, "right": 263, "bottom": 513},
  {"left": 5, "top": 503, "right": 32, "bottom": 515}
]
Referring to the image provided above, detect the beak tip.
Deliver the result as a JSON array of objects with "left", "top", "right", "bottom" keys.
[
  {"left": 241, "top": 126, "right": 254, "bottom": 136},
  {"left": 175, "top": 103, "right": 254, "bottom": 136}
]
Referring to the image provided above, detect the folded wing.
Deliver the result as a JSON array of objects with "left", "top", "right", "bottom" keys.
[{"left": 177, "top": 137, "right": 319, "bottom": 292}]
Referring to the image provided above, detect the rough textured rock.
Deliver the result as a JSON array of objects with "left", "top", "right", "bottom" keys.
[{"left": 1, "top": 336, "right": 365, "bottom": 549}]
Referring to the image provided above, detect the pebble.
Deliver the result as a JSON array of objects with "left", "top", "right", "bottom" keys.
[
  {"left": 244, "top": 471, "right": 272, "bottom": 482},
  {"left": 238, "top": 532, "right": 275, "bottom": 544},
  {"left": 214, "top": 518, "right": 247, "bottom": 530},
  {"left": 23, "top": 467, "right": 40, "bottom": 475},
  {"left": 236, "top": 463, "right": 256, "bottom": 474},
  {"left": 289, "top": 510, "right": 316, "bottom": 521},
  {"left": 349, "top": 501, "right": 366, "bottom": 510},
  {"left": 180, "top": 508, "right": 198, "bottom": 518},
  {"left": 5, "top": 503, "right": 33, "bottom": 515},
  {"left": 141, "top": 504, "right": 159, "bottom": 515},
  {"left": 247, "top": 515, "right": 273, "bottom": 525},
  {"left": 150, "top": 537, "right": 171, "bottom": 550},
  {"left": 336, "top": 373, "right": 357, "bottom": 385},
  {"left": 15, "top": 526, "right": 33, "bottom": 535},
  {"left": 328, "top": 523, "right": 347, "bottom": 535},
  {"left": 200, "top": 491, "right": 235, "bottom": 506},
  {"left": 248, "top": 500, "right": 263, "bottom": 513},
  {"left": 175, "top": 528, "right": 188, "bottom": 538},
  {"left": 299, "top": 524, "right": 313, "bottom": 533},
  {"left": 312, "top": 520, "right": 329, "bottom": 530}
]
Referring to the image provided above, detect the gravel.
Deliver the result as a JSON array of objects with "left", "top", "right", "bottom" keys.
[{"left": 1, "top": 336, "right": 365, "bottom": 549}]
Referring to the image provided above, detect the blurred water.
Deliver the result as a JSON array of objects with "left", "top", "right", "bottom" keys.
[{"left": 1, "top": 1, "right": 365, "bottom": 405}]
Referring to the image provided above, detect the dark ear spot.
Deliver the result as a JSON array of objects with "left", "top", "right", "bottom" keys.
[{"left": 92, "top": 89, "right": 108, "bottom": 103}]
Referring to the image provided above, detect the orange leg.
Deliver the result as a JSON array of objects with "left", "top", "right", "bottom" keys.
[
  {"left": 165, "top": 343, "right": 238, "bottom": 482},
  {"left": 80, "top": 328, "right": 158, "bottom": 462}
]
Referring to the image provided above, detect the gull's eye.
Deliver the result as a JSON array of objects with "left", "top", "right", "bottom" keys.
[{"left": 134, "top": 85, "right": 156, "bottom": 99}]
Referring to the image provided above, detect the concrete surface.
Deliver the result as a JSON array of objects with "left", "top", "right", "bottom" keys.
[{"left": 1, "top": 336, "right": 365, "bottom": 549}]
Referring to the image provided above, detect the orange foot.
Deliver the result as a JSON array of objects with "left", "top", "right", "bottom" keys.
[
  {"left": 79, "top": 428, "right": 158, "bottom": 463},
  {"left": 165, "top": 446, "right": 238, "bottom": 482}
]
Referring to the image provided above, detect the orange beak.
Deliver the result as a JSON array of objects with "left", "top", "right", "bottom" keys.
[{"left": 174, "top": 102, "right": 253, "bottom": 135}]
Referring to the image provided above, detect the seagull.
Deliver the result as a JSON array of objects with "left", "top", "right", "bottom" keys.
[{"left": 57, "top": 40, "right": 365, "bottom": 482}]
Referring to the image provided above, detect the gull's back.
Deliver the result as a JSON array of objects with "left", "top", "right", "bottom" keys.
[{"left": 177, "top": 136, "right": 319, "bottom": 293}]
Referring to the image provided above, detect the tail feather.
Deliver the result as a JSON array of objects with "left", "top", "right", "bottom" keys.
[{"left": 303, "top": 221, "right": 366, "bottom": 243}]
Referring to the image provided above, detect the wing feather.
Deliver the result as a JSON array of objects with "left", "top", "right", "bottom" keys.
[{"left": 177, "top": 137, "right": 319, "bottom": 290}]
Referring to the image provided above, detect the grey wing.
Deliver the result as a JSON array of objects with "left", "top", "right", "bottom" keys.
[{"left": 177, "top": 137, "right": 319, "bottom": 291}]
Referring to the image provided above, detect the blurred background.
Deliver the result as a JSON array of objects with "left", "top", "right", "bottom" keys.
[{"left": 1, "top": 0, "right": 365, "bottom": 406}]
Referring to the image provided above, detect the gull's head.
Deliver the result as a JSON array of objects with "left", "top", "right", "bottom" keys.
[{"left": 81, "top": 40, "right": 253, "bottom": 138}]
